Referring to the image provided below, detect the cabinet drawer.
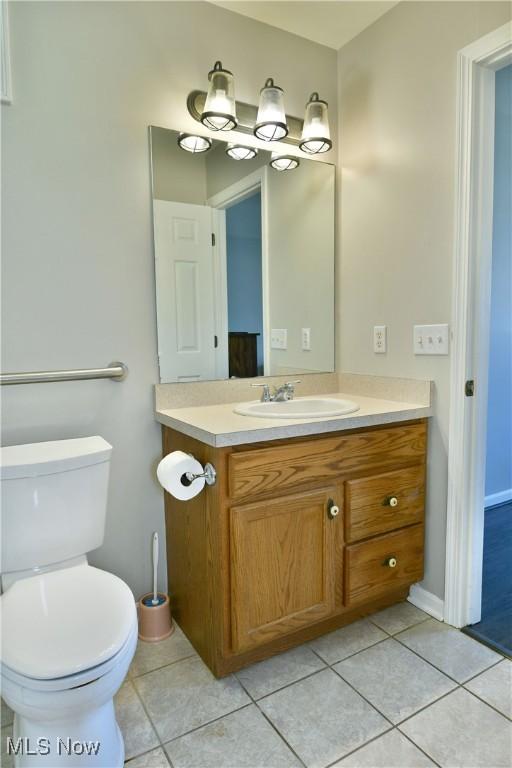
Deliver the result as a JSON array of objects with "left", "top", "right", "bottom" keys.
[
  {"left": 345, "top": 465, "right": 425, "bottom": 542},
  {"left": 229, "top": 422, "right": 427, "bottom": 500},
  {"left": 345, "top": 524, "right": 424, "bottom": 606}
]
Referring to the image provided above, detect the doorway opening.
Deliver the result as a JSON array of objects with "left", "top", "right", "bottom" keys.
[
  {"left": 445, "top": 23, "right": 512, "bottom": 648},
  {"left": 225, "top": 191, "right": 264, "bottom": 378},
  {"left": 462, "top": 63, "right": 512, "bottom": 656}
]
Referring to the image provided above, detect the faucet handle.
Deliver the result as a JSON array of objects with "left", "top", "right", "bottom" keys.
[
  {"left": 251, "top": 382, "right": 271, "bottom": 402},
  {"left": 285, "top": 380, "right": 302, "bottom": 387}
]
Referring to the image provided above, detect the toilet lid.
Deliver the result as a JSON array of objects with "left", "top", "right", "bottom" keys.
[{"left": 1, "top": 563, "right": 136, "bottom": 680}]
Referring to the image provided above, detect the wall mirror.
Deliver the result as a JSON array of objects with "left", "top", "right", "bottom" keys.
[{"left": 150, "top": 126, "right": 335, "bottom": 383}]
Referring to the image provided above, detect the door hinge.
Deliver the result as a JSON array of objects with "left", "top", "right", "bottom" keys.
[
  {"left": 211, "top": 232, "right": 216, "bottom": 246},
  {"left": 465, "top": 380, "right": 475, "bottom": 397},
  {"left": 214, "top": 335, "right": 218, "bottom": 348}
]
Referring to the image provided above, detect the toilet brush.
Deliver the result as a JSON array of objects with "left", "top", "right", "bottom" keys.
[
  {"left": 142, "top": 532, "right": 165, "bottom": 607},
  {"left": 138, "top": 532, "right": 174, "bottom": 641}
]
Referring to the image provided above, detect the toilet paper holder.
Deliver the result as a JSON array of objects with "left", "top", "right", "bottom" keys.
[{"left": 185, "top": 458, "right": 217, "bottom": 486}]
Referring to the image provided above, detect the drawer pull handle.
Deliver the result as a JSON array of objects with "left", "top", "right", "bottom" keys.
[
  {"left": 385, "top": 556, "right": 398, "bottom": 568},
  {"left": 327, "top": 499, "right": 339, "bottom": 519},
  {"left": 385, "top": 496, "right": 399, "bottom": 507}
]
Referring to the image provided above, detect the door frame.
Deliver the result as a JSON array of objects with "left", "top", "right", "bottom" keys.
[
  {"left": 445, "top": 22, "right": 512, "bottom": 628},
  {"left": 207, "top": 168, "right": 271, "bottom": 375}
]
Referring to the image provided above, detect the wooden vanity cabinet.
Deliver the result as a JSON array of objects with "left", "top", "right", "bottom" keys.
[{"left": 162, "top": 419, "right": 427, "bottom": 677}]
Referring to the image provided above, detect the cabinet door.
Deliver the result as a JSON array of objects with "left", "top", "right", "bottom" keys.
[{"left": 230, "top": 488, "right": 339, "bottom": 651}]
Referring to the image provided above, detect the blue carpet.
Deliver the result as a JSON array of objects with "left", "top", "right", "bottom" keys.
[{"left": 463, "top": 502, "right": 512, "bottom": 657}]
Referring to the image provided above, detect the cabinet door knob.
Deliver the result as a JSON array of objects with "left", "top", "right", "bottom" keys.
[
  {"left": 386, "top": 496, "right": 399, "bottom": 507},
  {"left": 327, "top": 499, "right": 339, "bottom": 519},
  {"left": 385, "top": 556, "right": 398, "bottom": 568}
]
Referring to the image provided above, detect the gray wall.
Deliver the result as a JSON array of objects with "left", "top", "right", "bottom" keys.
[
  {"left": 1, "top": 1, "right": 337, "bottom": 598},
  {"left": 337, "top": 1, "right": 512, "bottom": 600},
  {"left": 485, "top": 64, "right": 512, "bottom": 499}
]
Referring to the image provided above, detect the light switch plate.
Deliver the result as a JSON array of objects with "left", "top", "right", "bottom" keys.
[
  {"left": 373, "top": 325, "right": 387, "bottom": 353},
  {"left": 302, "top": 328, "right": 311, "bottom": 351},
  {"left": 413, "top": 324, "right": 449, "bottom": 355},
  {"left": 271, "top": 328, "right": 287, "bottom": 350}
]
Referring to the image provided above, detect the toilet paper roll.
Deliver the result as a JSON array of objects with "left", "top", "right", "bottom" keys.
[{"left": 156, "top": 451, "right": 205, "bottom": 501}]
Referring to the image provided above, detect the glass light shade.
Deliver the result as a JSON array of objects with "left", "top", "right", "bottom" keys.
[
  {"left": 226, "top": 144, "right": 258, "bottom": 160},
  {"left": 178, "top": 133, "right": 212, "bottom": 153},
  {"left": 299, "top": 93, "right": 332, "bottom": 154},
  {"left": 201, "top": 61, "right": 237, "bottom": 131},
  {"left": 270, "top": 153, "right": 299, "bottom": 171},
  {"left": 254, "top": 78, "right": 288, "bottom": 141}
]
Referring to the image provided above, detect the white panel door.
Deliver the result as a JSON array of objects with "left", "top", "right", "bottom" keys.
[{"left": 153, "top": 200, "right": 217, "bottom": 382}]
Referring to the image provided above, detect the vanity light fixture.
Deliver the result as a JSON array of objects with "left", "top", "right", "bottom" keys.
[
  {"left": 201, "top": 61, "right": 237, "bottom": 131},
  {"left": 254, "top": 78, "right": 288, "bottom": 142},
  {"left": 299, "top": 92, "right": 332, "bottom": 154},
  {"left": 177, "top": 133, "right": 212, "bottom": 153},
  {"left": 270, "top": 153, "right": 300, "bottom": 171},
  {"left": 226, "top": 144, "right": 258, "bottom": 160}
]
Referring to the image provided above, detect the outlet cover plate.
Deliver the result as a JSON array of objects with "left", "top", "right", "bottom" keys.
[
  {"left": 413, "top": 324, "right": 449, "bottom": 355},
  {"left": 271, "top": 328, "right": 287, "bottom": 350},
  {"left": 373, "top": 325, "right": 387, "bottom": 354}
]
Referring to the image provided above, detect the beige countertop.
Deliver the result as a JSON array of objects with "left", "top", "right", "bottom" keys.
[{"left": 155, "top": 391, "right": 432, "bottom": 447}]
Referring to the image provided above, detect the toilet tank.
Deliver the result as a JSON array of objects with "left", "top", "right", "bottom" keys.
[{"left": 0, "top": 437, "right": 112, "bottom": 573}]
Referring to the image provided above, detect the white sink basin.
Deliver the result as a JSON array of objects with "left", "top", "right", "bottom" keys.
[{"left": 234, "top": 397, "right": 360, "bottom": 419}]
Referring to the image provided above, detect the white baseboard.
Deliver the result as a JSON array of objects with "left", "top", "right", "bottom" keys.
[
  {"left": 485, "top": 488, "right": 512, "bottom": 508},
  {"left": 408, "top": 583, "right": 444, "bottom": 622}
]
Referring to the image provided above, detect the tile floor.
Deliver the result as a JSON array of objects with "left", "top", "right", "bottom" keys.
[{"left": 1, "top": 602, "right": 511, "bottom": 768}]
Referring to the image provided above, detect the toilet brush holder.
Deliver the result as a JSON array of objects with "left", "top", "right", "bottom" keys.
[{"left": 137, "top": 592, "right": 174, "bottom": 642}]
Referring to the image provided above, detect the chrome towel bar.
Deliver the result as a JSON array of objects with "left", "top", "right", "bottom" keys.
[{"left": 0, "top": 361, "right": 128, "bottom": 385}]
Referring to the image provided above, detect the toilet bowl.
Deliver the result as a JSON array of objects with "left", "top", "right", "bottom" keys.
[{"left": 0, "top": 438, "right": 137, "bottom": 767}]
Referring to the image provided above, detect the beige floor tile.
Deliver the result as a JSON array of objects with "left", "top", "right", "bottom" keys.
[
  {"left": 1, "top": 725, "right": 14, "bottom": 768},
  {"left": 400, "top": 688, "right": 512, "bottom": 767},
  {"left": 334, "top": 638, "right": 456, "bottom": 723},
  {"left": 236, "top": 645, "right": 325, "bottom": 700},
  {"left": 465, "top": 659, "right": 512, "bottom": 718},
  {"left": 129, "top": 625, "right": 196, "bottom": 677},
  {"left": 333, "top": 728, "right": 435, "bottom": 767},
  {"left": 397, "top": 619, "right": 501, "bottom": 682},
  {"left": 309, "top": 619, "right": 387, "bottom": 665},
  {"left": 164, "top": 704, "right": 302, "bottom": 767},
  {"left": 134, "top": 656, "right": 250, "bottom": 742},
  {"left": 259, "top": 668, "right": 389, "bottom": 768},
  {"left": 125, "top": 747, "right": 170, "bottom": 767},
  {"left": 115, "top": 680, "right": 160, "bottom": 760},
  {"left": 1, "top": 699, "right": 14, "bottom": 728},
  {"left": 369, "top": 601, "right": 429, "bottom": 635}
]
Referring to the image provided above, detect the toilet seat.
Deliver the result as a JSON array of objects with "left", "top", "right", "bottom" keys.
[
  {"left": 1, "top": 618, "right": 138, "bottom": 693},
  {"left": 1, "top": 562, "right": 136, "bottom": 681}
]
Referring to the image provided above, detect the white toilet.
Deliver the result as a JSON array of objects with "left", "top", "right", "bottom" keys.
[{"left": 0, "top": 437, "right": 137, "bottom": 767}]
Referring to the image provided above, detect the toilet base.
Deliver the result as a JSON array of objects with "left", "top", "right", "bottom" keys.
[{"left": 10, "top": 700, "right": 124, "bottom": 768}]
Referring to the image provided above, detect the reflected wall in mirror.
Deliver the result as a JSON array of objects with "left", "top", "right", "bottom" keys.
[{"left": 150, "top": 126, "right": 335, "bottom": 383}]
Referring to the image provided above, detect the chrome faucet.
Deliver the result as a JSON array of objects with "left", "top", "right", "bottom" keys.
[{"left": 251, "top": 380, "right": 301, "bottom": 403}]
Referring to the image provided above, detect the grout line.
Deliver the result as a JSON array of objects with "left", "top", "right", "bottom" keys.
[
  {"left": 161, "top": 702, "right": 254, "bottom": 747},
  {"left": 461, "top": 685, "right": 512, "bottom": 723},
  {"left": 391, "top": 634, "right": 470, "bottom": 685},
  {"left": 322, "top": 725, "right": 395, "bottom": 768},
  {"left": 398, "top": 727, "right": 442, "bottom": 767},
  {"left": 395, "top": 686, "right": 461, "bottom": 729},
  {"left": 254, "top": 702, "right": 309, "bottom": 768},
  {"left": 329, "top": 665, "right": 396, "bottom": 729},
  {"left": 308, "top": 634, "right": 390, "bottom": 668},
  {"left": 244, "top": 666, "right": 327, "bottom": 703},
  {"left": 124, "top": 745, "right": 171, "bottom": 767},
  {"left": 461, "top": 657, "right": 504, "bottom": 685},
  {"left": 130, "top": 652, "right": 198, "bottom": 681},
  {"left": 367, "top": 614, "right": 432, "bottom": 637},
  {"left": 128, "top": 678, "right": 164, "bottom": 751},
  {"left": 234, "top": 663, "right": 308, "bottom": 767}
]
